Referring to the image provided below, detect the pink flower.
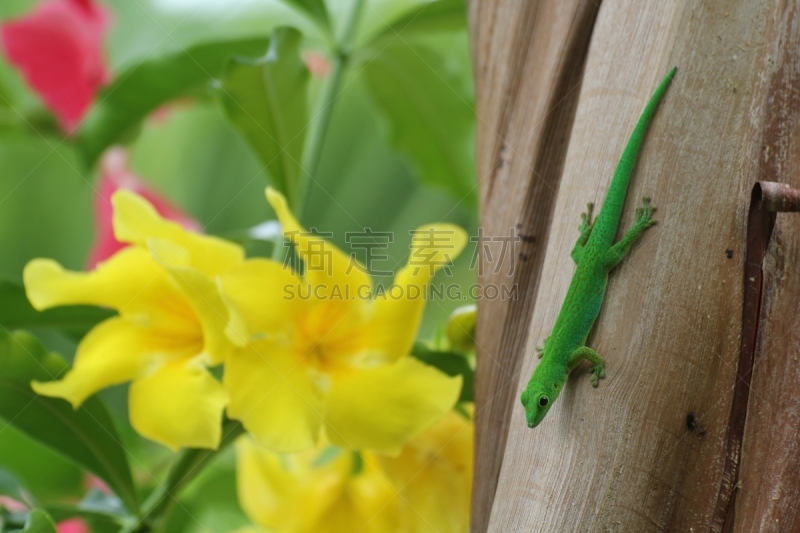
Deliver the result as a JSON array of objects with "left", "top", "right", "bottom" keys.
[
  {"left": 56, "top": 518, "right": 89, "bottom": 533},
  {"left": 0, "top": 0, "right": 111, "bottom": 132},
  {"left": 88, "top": 147, "right": 201, "bottom": 268},
  {"left": 0, "top": 496, "right": 27, "bottom": 513}
]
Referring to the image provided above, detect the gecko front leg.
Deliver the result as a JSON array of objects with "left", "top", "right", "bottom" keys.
[
  {"left": 571, "top": 203, "right": 595, "bottom": 264},
  {"left": 604, "top": 197, "right": 657, "bottom": 268},
  {"left": 568, "top": 346, "right": 605, "bottom": 387},
  {"left": 535, "top": 336, "right": 550, "bottom": 359}
]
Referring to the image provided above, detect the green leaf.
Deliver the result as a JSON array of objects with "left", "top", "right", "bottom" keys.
[
  {"left": 279, "top": 0, "right": 330, "bottom": 31},
  {"left": 0, "top": 429, "right": 85, "bottom": 503},
  {"left": 9, "top": 509, "right": 57, "bottom": 533},
  {"left": 364, "top": 0, "right": 466, "bottom": 44},
  {"left": 362, "top": 42, "right": 476, "bottom": 205},
  {"left": 0, "top": 278, "right": 113, "bottom": 339},
  {"left": 411, "top": 342, "right": 474, "bottom": 402},
  {"left": 77, "top": 37, "right": 271, "bottom": 167},
  {"left": 218, "top": 28, "right": 309, "bottom": 206},
  {"left": 0, "top": 331, "right": 138, "bottom": 515}
]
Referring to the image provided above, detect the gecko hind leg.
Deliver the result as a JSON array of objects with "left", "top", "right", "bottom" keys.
[
  {"left": 568, "top": 346, "right": 605, "bottom": 387},
  {"left": 571, "top": 203, "right": 595, "bottom": 264}
]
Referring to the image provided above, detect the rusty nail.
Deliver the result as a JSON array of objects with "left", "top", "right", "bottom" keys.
[{"left": 755, "top": 181, "right": 800, "bottom": 212}]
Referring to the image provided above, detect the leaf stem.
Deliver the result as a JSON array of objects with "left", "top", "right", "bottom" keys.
[{"left": 295, "top": 0, "right": 366, "bottom": 219}]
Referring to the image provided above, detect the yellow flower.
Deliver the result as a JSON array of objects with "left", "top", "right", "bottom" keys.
[
  {"left": 235, "top": 409, "right": 473, "bottom": 533},
  {"left": 222, "top": 188, "right": 466, "bottom": 454},
  {"left": 237, "top": 439, "right": 399, "bottom": 533},
  {"left": 377, "top": 409, "right": 473, "bottom": 533},
  {"left": 24, "top": 190, "right": 248, "bottom": 450}
]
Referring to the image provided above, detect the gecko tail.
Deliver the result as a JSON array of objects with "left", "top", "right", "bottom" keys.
[{"left": 589, "top": 67, "right": 677, "bottom": 246}]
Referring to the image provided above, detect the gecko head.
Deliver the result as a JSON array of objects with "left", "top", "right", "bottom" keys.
[{"left": 520, "top": 385, "right": 557, "bottom": 428}]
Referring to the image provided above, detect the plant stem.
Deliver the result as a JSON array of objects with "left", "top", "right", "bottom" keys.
[
  {"left": 295, "top": 0, "right": 366, "bottom": 220},
  {"left": 126, "top": 420, "right": 245, "bottom": 533}
]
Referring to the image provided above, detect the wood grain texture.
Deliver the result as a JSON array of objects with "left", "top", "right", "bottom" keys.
[
  {"left": 470, "top": 0, "right": 800, "bottom": 531},
  {"left": 734, "top": 218, "right": 800, "bottom": 533},
  {"left": 730, "top": 3, "right": 800, "bottom": 532},
  {"left": 468, "top": 2, "right": 600, "bottom": 530}
]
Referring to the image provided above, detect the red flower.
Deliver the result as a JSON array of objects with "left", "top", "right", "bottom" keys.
[
  {"left": 1, "top": 0, "right": 111, "bottom": 132},
  {"left": 88, "top": 147, "right": 201, "bottom": 268}
]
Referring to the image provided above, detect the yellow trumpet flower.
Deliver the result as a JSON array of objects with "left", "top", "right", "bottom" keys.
[
  {"left": 24, "top": 190, "right": 248, "bottom": 450},
  {"left": 221, "top": 188, "right": 466, "bottom": 454},
  {"left": 235, "top": 409, "right": 473, "bottom": 533}
]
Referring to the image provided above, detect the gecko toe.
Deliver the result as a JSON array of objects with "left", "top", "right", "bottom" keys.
[{"left": 590, "top": 363, "right": 605, "bottom": 387}]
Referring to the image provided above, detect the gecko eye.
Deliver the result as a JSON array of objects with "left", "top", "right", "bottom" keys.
[{"left": 538, "top": 396, "right": 549, "bottom": 407}]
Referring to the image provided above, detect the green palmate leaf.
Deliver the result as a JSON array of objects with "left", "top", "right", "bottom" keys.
[
  {"left": 0, "top": 331, "right": 138, "bottom": 515},
  {"left": 9, "top": 509, "right": 57, "bottom": 533},
  {"left": 362, "top": 42, "right": 476, "bottom": 205},
  {"left": 365, "top": 0, "right": 466, "bottom": 44},
  {"left": 0, "top": 278, "right": 113, "bottom": 339},
  {"left": 279, "top": 0, "right": 331, "bottom": 32},
  {"left": 77, "top": 37, "right": 271, "bottom": 167},
  {"left": 218, "top": 28, "right": 309, "bottom": 206},
  {"left": 411, "top": 342, "right": 474, "bottom": 403}
]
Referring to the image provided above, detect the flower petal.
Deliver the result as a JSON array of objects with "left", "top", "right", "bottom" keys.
[
  {"left": 31, "top": 317, "right": 189, "bottom": 407},
  {"left": 219, "top": 259, "right": 302, "bottom": 335},
  {"left": 0, "top": 0, "right": 110, "bottom": 132},
  {"left": 314, "top": 457, "right": 399, "bottom": 533},
  {"left": 88, "top": 147, "right": 201, "bottom": 268},
  {"left": 112, "top": 190, "right": 243, "bottom": 276},
  {"left": 24, "top": 246, "right": 185, "bottom": 325},
  {"left": 148, "top": 238, "right": 248, "bottom": 364},
  {"left": 325, "top": 358, "right": 461, "bottom": 454},
  {"left": 265, "top": 187, "right": 371, "bottom": 299},
  {"left": 225, "top": 340, "right": 323, "bottom": 453},
  {"left": 236, "top": 439, "right": 397, "bottom": 533},
  {"left": 236, "top": 438, "right": 342, "bottom": 530},
  {"left": 376, "top": 410, "right": 473, "bottom": 533},
  {"left": 363, "top": 223, "right": 468, "bottom": 362},
  {"left": 129, "top": 358, "right": 227, "bottom": 450}
]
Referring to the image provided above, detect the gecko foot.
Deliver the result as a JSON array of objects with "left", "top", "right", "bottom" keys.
[
  {"left": 579, "top": 202, "right": 595, "bottom": 233},
  {"left": 535, "top": 336, "right": 550, "bottom": 358},
  {"left": 634, "top": 196, "right": 657, "bottom": 229},
  {"left": 590, "top": 361, "right": 605, "bottom": 387}
]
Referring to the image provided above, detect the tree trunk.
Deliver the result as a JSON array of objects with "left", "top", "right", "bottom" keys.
[{"left": 470, "top": 1, "right": 800, "bottom": 531}]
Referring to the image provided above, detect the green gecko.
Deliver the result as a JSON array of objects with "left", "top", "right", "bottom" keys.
[{"left": 521, "top": 67, "right": 676, "bottom": 428}]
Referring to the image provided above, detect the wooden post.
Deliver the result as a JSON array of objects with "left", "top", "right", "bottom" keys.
[{"left": 470, "top": 1, "right": 800, "bottom": 531}]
